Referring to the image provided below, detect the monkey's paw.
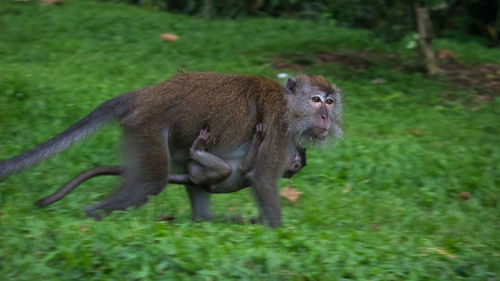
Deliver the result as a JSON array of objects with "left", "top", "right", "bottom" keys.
[
  {"left": 191, "top": 128, "right": 211, "bottom": 151},
  {"left": 255, "top": 123, "right": 264, "bottom": 133}
]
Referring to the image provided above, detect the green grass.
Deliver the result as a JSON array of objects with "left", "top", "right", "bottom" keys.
[{"left": 1, "top": 1, "right": 499, "bottom": 280}]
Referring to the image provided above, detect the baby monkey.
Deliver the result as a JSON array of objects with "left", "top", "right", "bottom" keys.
[{"left": 35, "top": 124, "right": 306, "bottom": 207}]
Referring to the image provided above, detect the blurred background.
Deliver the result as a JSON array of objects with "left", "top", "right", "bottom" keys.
[
  {"left": 0, "top": 0, "right": 499, "bottom": 280},
  {"left": 145, "top": 0, "right": 500, "bottom": 45}
]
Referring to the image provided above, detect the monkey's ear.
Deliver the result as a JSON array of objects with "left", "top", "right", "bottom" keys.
[{"left": 285, "top": 78, "right": 297, "bottom": 94}]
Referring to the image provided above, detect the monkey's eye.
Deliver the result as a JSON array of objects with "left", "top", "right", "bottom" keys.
[
  {"left": 325, "top": 98, "right": 334, "bottom": 105},
  {"left": 312, "top": 96, "right": 321, "bottom": 103}
]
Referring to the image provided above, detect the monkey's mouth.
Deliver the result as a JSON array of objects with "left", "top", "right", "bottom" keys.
[{"left": 311, "top": 127, "right": 328, "bottom": 138}]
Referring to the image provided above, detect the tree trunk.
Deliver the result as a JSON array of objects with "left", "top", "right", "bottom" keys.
[
  {"left": 203, "top": 0, "right": 212, "bottom": 19},
  {"left": 415, "top": 4, "right": 439, "bottom": 75}
]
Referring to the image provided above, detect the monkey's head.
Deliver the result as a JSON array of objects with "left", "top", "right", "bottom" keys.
[
  {"left": 284, "top": 74, "right": 343, "bottom": 145},
  {"left": 282, "top": 146, "right": 307, "bottom": 178}
]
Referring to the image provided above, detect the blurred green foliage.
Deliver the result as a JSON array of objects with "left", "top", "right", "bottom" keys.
[
  {"left": 0, "top": 0, "right": 499, "bottom": 280},
  {"left": 114, "top": 0, "right": 500, "bottom": 45}
]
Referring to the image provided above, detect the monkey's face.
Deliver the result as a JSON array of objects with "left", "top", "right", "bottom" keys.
[
  {"left": 285, "top": 74, "right": 343, "bottom": 144},
  {"left": 282, "top": 147, "right": 306, "bottom": 178},
  {"left": 308, "top": 92, "right": 336, "bottom": 140}
]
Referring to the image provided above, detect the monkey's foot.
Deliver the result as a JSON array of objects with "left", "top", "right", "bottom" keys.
[
  {"left": 84, "top": 206, "right": 104, "bottom": 221},
  {"left": 84, "top": 202, "right": 116, "bottom": 221},
  {"left": 192, "top": 213, "right": 214, "bottom": 223},
  {"left": 222, "top": 215, "right": 262, "bottom": 225},
  {"left": 249, "top": 216, "right": 263, "bottom": 225}
]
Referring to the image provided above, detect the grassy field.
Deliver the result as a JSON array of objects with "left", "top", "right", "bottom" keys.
[{"left": 1, "top": 1, "right": 499, "bottom": 280}]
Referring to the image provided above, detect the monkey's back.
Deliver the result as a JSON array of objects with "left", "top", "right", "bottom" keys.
[{"left": 122, "top": 72, "right": 288, "bottom": 153}]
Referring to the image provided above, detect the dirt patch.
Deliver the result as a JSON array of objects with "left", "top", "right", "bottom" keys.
[
  {"left": 273, "top": 50, "right": 419, "bottom": 73},
  {"left": 273, "top": 50, "right": 397, "bottom": 72},
  {"left": 440, "top": 63, "right": 500, "bottom": 101},
  {"left": 273, "top": 50, "right": 500, "bottom": 101}
]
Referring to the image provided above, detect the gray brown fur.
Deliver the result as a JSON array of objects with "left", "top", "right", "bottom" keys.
[
  {"left": 35, "top": 125, "right": 306, "bottom": 207},
  {"left": 0, "top": 72, "right": 342, "bottom": 227}
]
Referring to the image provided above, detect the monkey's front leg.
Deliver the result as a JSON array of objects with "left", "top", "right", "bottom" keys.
[
  {"left": 185, "top": 184, "right": 213, "bottom": 222},
  {"left": 249, "top": 134, "right": 285, "bottom": 228},
  {"left": 251, "top": 175, "right": 281, "bottom": 227}
]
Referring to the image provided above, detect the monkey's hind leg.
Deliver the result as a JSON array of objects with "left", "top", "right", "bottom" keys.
[{"left": 84, "top": 128, "right": 169, "bottom": 220}]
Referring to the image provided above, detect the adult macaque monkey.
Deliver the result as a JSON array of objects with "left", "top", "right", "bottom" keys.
[
  {"left": 0, "top": 72, "right": 342, "bottom": 227},
  {"left": 35, "top": 125, "right": 307, "bottom": 207}
]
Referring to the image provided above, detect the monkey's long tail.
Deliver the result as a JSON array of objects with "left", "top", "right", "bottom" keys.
[
  {"left": 35, "top": 166, "right": 124, "bottom": 207},
  {"left": 35, "top": 165, "right": 192, "bottom": 207},
  {"left": 0, "top": 95, "right": 130, "bottom": 178}
]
